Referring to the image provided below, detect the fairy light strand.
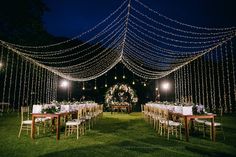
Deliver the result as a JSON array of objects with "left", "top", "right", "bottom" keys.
[
  {"left": 230, "top": 40, "right": 236, "bottom": 111},
  {"left": 7, "top": 52, "right": 14, "bottom": 104},
  {"left": 225, "top": 42, "right": 232, "bottom": 112},
  {"left": 13, "top": 55, "right": 20, "bottom": 111},
  {"left": 2, "top": 48, "right": 9, "bottom": 104},
  {"left": 203, "top": 55, "right": 209, "bottom": 110}
]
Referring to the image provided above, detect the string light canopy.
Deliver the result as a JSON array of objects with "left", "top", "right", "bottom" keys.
[{"left": 0, "top": 0, "right": 235, "bottom": 82}]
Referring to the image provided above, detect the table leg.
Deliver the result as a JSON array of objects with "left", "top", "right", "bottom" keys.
[
  {"left": 31, "top": 115, "right": 35, "bottom": 139},
  {"left": 211, "top": 117, "right": 215, "bottom": 142},
  {"left": 56, "top": 115, "right": 60, "bottom": 140},
  {"left": 184, "top": 116, "right": 189, "bottom": 142}
]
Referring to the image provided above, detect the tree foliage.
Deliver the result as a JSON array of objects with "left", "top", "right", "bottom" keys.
[{"left": 0, "top": 0, "right": 53, "bottom": 44}]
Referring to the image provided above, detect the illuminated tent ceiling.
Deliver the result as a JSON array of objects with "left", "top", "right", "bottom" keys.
[{"left": 0, "top": 0, "right": 236, "bottom": 81}]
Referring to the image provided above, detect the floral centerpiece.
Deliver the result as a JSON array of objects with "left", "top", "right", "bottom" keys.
[
  {"left": 192, "top": 104, "right": 206, "bottom": 115},
  {"left": 105, "top": 84, "right": 138, "bottom": 107},
  {"left": 41, "top": 104, "right": 59, "bottom": 113}
]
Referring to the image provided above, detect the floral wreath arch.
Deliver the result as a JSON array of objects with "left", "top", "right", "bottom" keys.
[{"left": 105, "top": 84, "right": 138, "bottom": 107}]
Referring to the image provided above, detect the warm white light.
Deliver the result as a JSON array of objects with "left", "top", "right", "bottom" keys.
[
  {"left": 94, "top": 86, "right": 97, "bottom": 90},
  {"left": 82, "top": 86, "right": 85, "bottom": 90},
  {"left": 114, "top": 76, "right": 117, "bottom": 80},
  {"left": 144, "top": 83, "right": 146, "bottom": 86},
  {"left": 162, "top": 82, "right": 170, "bottom": 91},
  {"left": 155, "top": 87, "right": 158, "bottom": 91},
  {"left": 60, "top": 80, "right": 69, "bottom": 88},
  {"left": 132, "top": 81, "right": 135, "bottom": 85},
  {"left": 105, "top": 84, "right": 108, "bottom": 87},
  {"left": 0, "top": 62, "right": 3, "bottom": 68},
  {"left": 122, "top": 75, "right": 126, "bottom": 79}
]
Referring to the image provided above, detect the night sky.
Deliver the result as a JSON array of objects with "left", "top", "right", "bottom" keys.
[{"left": 43, "top": 0, "right": 236, "bottom": 38}]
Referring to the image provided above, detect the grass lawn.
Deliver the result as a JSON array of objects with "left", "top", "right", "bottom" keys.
[{"left": 0, "top": 112, "right": 236, "bottom": 157}]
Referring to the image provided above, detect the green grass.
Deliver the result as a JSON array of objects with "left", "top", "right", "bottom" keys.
[{"left": 0, "top": 112, "right": 236, "bottom": 157}]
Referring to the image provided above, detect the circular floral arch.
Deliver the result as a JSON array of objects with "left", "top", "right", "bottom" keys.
[{"left": 105, "top": 84, "right": 138, "bottom": 107}]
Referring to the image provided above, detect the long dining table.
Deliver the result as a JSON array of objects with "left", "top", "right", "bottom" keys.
[
  {"left": 182, "top": 114, "right": 216, "bottom": 142},
  {"left": 31, "top": 112, "right": 73, "bottom": 140},
  {"left": 145, "top": 103, "right": 216, "bottom": 142}
]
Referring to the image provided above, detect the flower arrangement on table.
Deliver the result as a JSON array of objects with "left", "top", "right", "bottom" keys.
[
  {"left": 41, "top": 105, "right": 60, "bottom": 114},
  {"left": 105, "top": 84, "right": 138, "bottom": 107},
  {"left": 192, "top": 104, "right": 206, "bottom": 115}
]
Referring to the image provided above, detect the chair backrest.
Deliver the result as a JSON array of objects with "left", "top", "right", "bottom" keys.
[
  {"left": 162, "top": 109, "right": 170, "bottom": 125},
  {"left": 77, "top": 108, "right": 83, "bottom": 119},
  {"left": 21, "top": 106, "right": 30, "bottom": 121}
]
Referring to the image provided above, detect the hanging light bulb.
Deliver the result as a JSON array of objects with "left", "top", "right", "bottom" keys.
[
  {"left": 132, "top": 73, "right": 135, "bottom": 85},
  {"left": 144, "top": 83, "right": 146, "bottom": 86},
  {"left": 105, "top": 84, "right": 108, "bottom": 87},
  {"left": 122, "top": 66, "right": 125, "bottom": 79},
  {"left": 82, "top": 82, "right": 85, "bottom": 90},
  {"left": 114, "top": 67, "right": 117, "bottom": 80},
  {"left": 94, "top": 86, "right": 97, "bottom": 90}
]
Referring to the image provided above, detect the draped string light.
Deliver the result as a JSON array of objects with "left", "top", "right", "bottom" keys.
[
  {"left": 2, "top": 48, "right": 9, "bottom": 103},
  {"left": 210, "top": 50, "right": 216, "bottom": 111},
  {"left": 3, "top": 0, "right": 128, "bottom": 49},
  {"left": 37, "top": 67, "right": 41, "bottom": 103},
  {"left": 225, "top": 42, "right": 232, "bottom": 112},
  {"left": 41, "top": 68, "right": 45, "bottom": 103},
  {"left": 200, "top": 56, "right": 205, "bottom": 107},
  {"left": 18, "top": 58, "right": 24, "bottom": 110},
  {"left": 13, "top": 55, "right": 20, "bottom": 110},
  {"left": 230, "top": 40, "right": 236, "bottom": 110},
  {"left": 7, "top": 52, "right": 14, "bottom": 104},
  {"left": 0, "top": 0, "right": 235, "bottom": 112},
  {"left": 207, "top": 53, "right": 213, "bottom": 111},
  {"left": 30, "top": 64, "right": 36, "bottom": 106},
  {"left": 178, "top": 69, "right": 182, "bottom": 102},
  {"left": 189, "top": 63, "right": 193, "bottom": 103},
  {"left": 205, "top": 52, "right": 213, "bottom": 111},
  {"left": 216, "top": 47, "right": 222, "bottom": 112},
  {"left": 26, "top": 63, "right": 32, "bottom": 105},
  {"left": 174, "top": 71, "right": 177, "bottom": 102},
  {"left": 134, "top": 0, "right": 235, "bottom": 31},
  {"left": 53, "top": 74, "right": 58, "bottom": 100},
  {"left": 22, "top": 60, "right": 28, "bottom": 105},
  {"left": 220, "top": 45, "right": 227, "bottom": 112},
  {"left": 34, "top": 65, "right": 39, "bottom": 104},
  {"left": 197, "top": 58, "right": 202, "bottom": 105},
  {"left": 194, "top": 61, "right": 198, "bottom": 104},
  {"left": 183, "top": 65, "right": 187, "bottom": 102},
  {"left": 186, "top": 64, "right": 191, "bottom": 103}
]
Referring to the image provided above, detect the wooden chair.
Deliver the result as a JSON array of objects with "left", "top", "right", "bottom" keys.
[
  {"left": 158, "top": 109, "right": 182, "bottom": 140},
  {"left": 204, "top": 113, "right": 225, "bottom": 140},
  {"left": 18, "top": 106, "right": 40, "bottom": 138},
  {"left": 65, "top": 108, "right": 85, "bottom": 139}
]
